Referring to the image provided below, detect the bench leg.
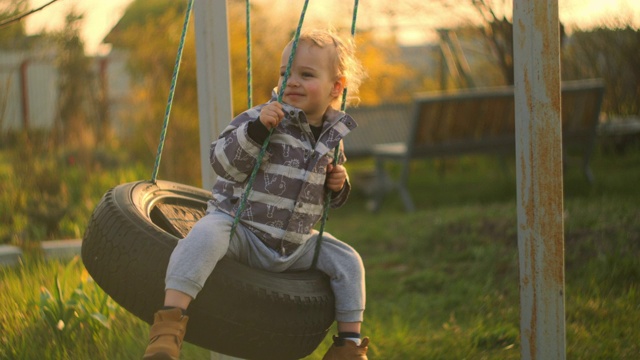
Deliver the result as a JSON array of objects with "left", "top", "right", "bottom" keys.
[
  {"left": 398, "top": 187, "right": 415, "bottom": 212},
  {"left": 369, "top": 156, "right": 416, "bottom": 212},
  {"left": 368, "top": 156, "right": 390, "bottom": 212},
  {"left": 397, "top": 159, "right": 415, "bottom": 212},
  {"left": 582, "top": 135, "right": 597, "bottom": 185},
  {"left": 583, "top": 157, "right": 595, "bottom": 184}
]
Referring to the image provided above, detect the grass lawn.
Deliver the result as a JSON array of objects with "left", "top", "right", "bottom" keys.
[{"left": 1, "top": 145, "right": 639, "bottom": 359}]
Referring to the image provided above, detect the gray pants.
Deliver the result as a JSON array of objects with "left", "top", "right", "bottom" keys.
[{"left": 165, "top": 207, "right": 366, "bottom": 323}]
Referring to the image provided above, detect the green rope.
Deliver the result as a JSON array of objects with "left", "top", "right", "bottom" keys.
[
  {"left": 229, "top": 0, "right": 310, "bottom": 242},
  {"left": 229, "top": 0, "right": 360, "bottom": 269},
  {"left": 151, "top": 0, "right": 194, "bottom": 183},
  {"left": 148, "top": 0, "right": 359, "bottom": 270},
  {"left": 311, "top": 0, "right": 359, "bottom": 270}
]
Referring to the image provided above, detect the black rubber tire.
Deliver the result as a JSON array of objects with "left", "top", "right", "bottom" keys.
[{"left": 81, "top": 180, "right": 335, "bottom": 360}]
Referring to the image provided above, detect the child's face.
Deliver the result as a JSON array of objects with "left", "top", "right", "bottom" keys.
[{"left": 278, "top": 41, "right": 344, "bottom": 124}]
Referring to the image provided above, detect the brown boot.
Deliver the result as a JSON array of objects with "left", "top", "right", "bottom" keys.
[
  {"left": 142, "top": 308, "right": 189, "bottom": 360},
  {"left": 322, "top": 336, "right": 369, "bottom": 360}
]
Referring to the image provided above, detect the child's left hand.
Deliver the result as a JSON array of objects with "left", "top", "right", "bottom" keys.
[{"left": 326, "top": 164, "right": 347, "bottom": 192}]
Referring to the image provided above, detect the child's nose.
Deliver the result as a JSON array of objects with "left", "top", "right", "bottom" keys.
[{"left": 287, "top": 75, "right": 300, "bottom": 87}]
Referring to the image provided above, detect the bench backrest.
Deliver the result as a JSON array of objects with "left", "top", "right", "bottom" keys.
[
  {"left": 408, "top": 79, "right": 605, "bottom": 156},
  {"left": 343, "top": 103, "right": 412, "bottom": 158}
]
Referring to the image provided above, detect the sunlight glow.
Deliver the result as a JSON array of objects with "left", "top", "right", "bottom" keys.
[{"left": 24, "top": 0, "right": 640, "bottom": 55}]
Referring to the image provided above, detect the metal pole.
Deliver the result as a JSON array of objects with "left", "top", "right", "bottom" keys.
[
  {"left": 19, "top": 60, "right": 30, "bottom": 131},
  {"left": 194, "top": 0, "right": 233, "bottom": 191},
  {"left": 513, "top": 1, "right": 566, "bottom": 359},
  {"left": 194, "top": 2, "right": 240, "bottom": 358}
]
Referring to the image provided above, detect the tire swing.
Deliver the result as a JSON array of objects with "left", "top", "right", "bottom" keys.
[{"left": 81, "top": 1, "right": 360, "bottom": 359}]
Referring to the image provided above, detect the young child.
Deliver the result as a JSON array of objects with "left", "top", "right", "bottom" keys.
[{"left": 143, "top": 29, "right": 369, "bottom": 360}]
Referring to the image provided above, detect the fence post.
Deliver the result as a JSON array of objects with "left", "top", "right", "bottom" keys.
[
  {"left": 513, "top": 1, "right": 566, "bottom": 359},
  {"left": 19, "top": 60, "right": 30, "bottom": 131}
]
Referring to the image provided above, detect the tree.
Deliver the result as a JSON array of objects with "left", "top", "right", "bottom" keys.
[
  {"left": 227, "top": 0, "right": 295, "bottom": 113},
  {"left": 470, "top": 0, "right": 514, "bottom": 85},
  {"left": 356, "top": 31, "right": 419, "bottom": 105},
  {"left": 0, "top": 1, "right": 28, "bottom": 134},
  {"left": 563, "top": 25, "right": 640, "bottom": 116},
  {"left": 109, "top": 0, "right": 199, "bottom": 184},
  {"left": 0, "top": 0, "right": 29, "bottom": 50},
  {"left": 53, "top": 9, "right": 93, "bottom": 149}
]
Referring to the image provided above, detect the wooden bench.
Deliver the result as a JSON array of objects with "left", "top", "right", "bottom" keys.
[
  {"left": 364, "top": 79, "right": 605, "bottom": 212},
  {"left": 342, "top": 103, "right": 413, "bottom": 158}
]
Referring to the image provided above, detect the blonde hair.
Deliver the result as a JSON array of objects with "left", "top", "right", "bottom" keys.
[{"left": 287, "top": 29, "right": 366, "bottom": 106}]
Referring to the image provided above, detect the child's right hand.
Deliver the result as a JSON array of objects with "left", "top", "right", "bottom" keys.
[{"left": 260, "top": 102, "right": 285, "bottom": 130}]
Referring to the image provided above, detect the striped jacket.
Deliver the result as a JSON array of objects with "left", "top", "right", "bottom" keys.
[{"left": 209, "top": 98, "right": 358, "bottom": 255}]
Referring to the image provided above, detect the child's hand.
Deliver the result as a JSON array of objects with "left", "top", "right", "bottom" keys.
[
  {"left": 259, "top": 102, "right": 284, "bottom": 130},
  {"left": 326, "top": 164, "right": 347, "bottom": 192}
]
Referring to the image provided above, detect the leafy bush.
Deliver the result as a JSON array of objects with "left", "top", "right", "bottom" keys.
[{"left": 0, "top": 140, "right": 149, "bottom": 245}]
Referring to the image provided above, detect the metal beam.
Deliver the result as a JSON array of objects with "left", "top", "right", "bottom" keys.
[
  {"left": 513, "top": 1, "right": 566, "bottom": 359},
  {"left": 194, "top": 2, "right": 243, "bottom": 358},
  {"left": 194, "top": 0, "right": 233, "bottom": 190}
]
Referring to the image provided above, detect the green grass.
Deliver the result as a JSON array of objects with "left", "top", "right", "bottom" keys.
[{"left": 1, "top": 144, "right": 639, "bottom": 359}]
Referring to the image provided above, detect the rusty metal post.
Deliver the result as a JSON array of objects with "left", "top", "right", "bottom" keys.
[
  {"left": 195, "top": 0, "right": 233, "bottom": 191},
  {"left": 513, "top": 0, "right": 566, "bottom": 359},
  {"left": 19, "top": 60, "right": 30, "bottom": 131}
]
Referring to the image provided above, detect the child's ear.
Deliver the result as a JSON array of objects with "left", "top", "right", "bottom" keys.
[{"left": 331, "top": 76, "right": 346, "bottom": 97}]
